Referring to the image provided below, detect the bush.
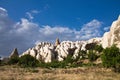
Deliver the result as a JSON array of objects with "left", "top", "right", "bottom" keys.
[
  {"left": 8, "top": 57, "right": 19, "bottom": 65},
  {"left": 94, "top": 45, "right": 103, "bottom": 53},
  {"left": 18, "top": 54, "right": 39, "bottom": 68},
  {"left": 76, "top": 50, "right": 87, "bottom": 60},
  {"left": 0, "top": 60, "right": 1, "bottom": 66},
  {"left": 101, "top": 45, "right": 120, "bottom": 72},
  {"left": 88, "top": 50, "right": 98, "bottom": 62},
  {"left": 39, "top": 55, "right": 81, "bottom": 68}
]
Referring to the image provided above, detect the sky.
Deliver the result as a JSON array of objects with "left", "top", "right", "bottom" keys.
[{"left": 0, "top": 0, "right": 120, "bottom": 57}]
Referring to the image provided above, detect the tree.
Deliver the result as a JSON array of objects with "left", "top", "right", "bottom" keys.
[
  {"left": 18, "top": 54, "right": 39, "bottom": 68},
  {"left": 94, "top": 45, "right": 103, "bottom": 53},
  {"left": 0, "top": 56, "right": 1, "bottom": 65},
  {"left": 101, "top": 45, "right": 120, "bottom": 72},
  {"left": 8, "top": 56, "right": 19, "bottom": 65},
  {"left": 88, "top": 50, "right": 98, "bottom": 62}
]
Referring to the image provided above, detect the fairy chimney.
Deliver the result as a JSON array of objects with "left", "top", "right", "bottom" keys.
[
  {"left": 55, "top": 38, "right": 60, "bottom": 46},
  {"left": 9, "top": 48, "right": 19, "bottom": 58}
]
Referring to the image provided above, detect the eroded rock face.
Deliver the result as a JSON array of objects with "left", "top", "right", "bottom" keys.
[
  {"left": 55, "top": 38, "right": 60, "bottom": 46},
  {"left": 21, "top": 42, "right": 55, "bottom": 63},
  {"left": 9, "top": 48, "right": 19, "bottom": 58},
  {"left": 19, "top": 15, "right": 120, "bottom": 63},
  {"left": 21, "top": 38, "right": 101, "bottom": 63},
  {"left": 102, "top": 16, "right": 120, "bottom": 48}
]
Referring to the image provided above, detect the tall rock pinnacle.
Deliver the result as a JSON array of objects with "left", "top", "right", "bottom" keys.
[
  {"left": 9, "top": 48, "right": 19, "bottom": 58},
  {"left": 20, "top": 15, "right": 120, "bottom": 63},
  {"left": 55, "top": 38, "right": 60, "bottom": 46}
]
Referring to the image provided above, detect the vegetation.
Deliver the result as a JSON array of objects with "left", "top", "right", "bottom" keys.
[
  {"left": 1, "top": 44, "right": 120, "bottom": 73},
  {"left": 88, "top": 50, "right": 98, "bottom": 62},
  {"left": 39, "top": 55, "right": 81, "bottom": 68},
  {"left": 0, "top": 56, "right": 1, "bottom": 65},
  {"left": 18, "top": 54, "right": 39, "bottom": 68},
  {"left": 8, "top": 56, "right": 19, "bottom": 65},
  {"left": 94, "top": 45, "right": 103, "bottom": 53},
  {"left": 101, "top": 45, "right": 120, "bottom": 72},
  {"left": 1, "top": 65, "right": 120, "bottom": 80}
]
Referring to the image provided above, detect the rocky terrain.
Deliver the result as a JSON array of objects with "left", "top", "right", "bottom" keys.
[
  {"left": 20, "top": 38, "right": 101, "bottom": 63},
  {"left": 102, "top": 15, "right": 120, "bottom": 48},
  {"left": 19, "top": 15, "right": 120, "bottom": 63}
]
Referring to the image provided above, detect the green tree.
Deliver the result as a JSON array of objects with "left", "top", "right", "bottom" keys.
[
  {"left": 18, "top": 54, "right": 39, "bottom": 68},
  {"left": 88, "top": 50, "right": 98, "bottom": 62},
  {"left": 101, "top": 45, "right": 120, "bottom": 72},
  {"left": 94, "top": 45, "right": 103, "bottom": 53},
  {"left": 8, "top": 56, "right": 19, "bottom": 65}
]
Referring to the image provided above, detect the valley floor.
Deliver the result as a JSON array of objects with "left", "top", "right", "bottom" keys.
[{"left": 0, "top": 65, "right": 120, "bottom": 80}]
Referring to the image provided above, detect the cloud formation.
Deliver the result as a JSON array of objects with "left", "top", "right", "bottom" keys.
[
  {"left": 26, "top": 10, "right": 40, "bottom": 20},
  {"left": 0, "top": 7, "right": 103, "bottom": 57},
  {"left": 103, "top": 26, "right": 110, "bottom": 31},
  {"left": 77, "top": 19, "right": 102, "bottom": 40}
]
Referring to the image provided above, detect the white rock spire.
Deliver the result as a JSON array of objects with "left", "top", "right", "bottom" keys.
[{"left": 102, "top": 15, "right": 120, "bottom": 48}]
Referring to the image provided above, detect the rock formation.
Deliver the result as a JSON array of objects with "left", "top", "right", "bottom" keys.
[
  {"left": 102, "top": 15, "right": 120, "bottom": 48},
  {"left": 55, "top": 38, "right": 60, "bottom": 46},
  {"left": 9, "top": 48, "right": 19, "bottom": 58},
  {"left": 20, "top": 15, "right": 120, "bottom": 63},
  {"left": 21, "top": 42, "right": 55, "bottom": 63},
  {"left": 21, "top": 38, "right": 101, "bottom": 63}
]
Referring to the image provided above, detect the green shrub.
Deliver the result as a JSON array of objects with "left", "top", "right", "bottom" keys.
[
  {"left": 39, "top": 55, "right": 81, "bottom": 68},
  {"left": 64, "top": 55, "right": 74, "bottom": 63},
  {"left": 94, "top": 45, "right": 103, "bottom": 52},
  {"left": 101, "top": 45, "right": 120, "bottom": 72},
  {"left": 18, "top": 54, "right": 39, "bottom": 68},
  {"left": 0, "top": 60, "right": 1, "bottom": 66},
  {"left": 8, "top": 57, "right": 19, "bottom": 65},
  {"left": 88, "top": 50, "right": 98, "bottom": 62},
  {"left": 39, "top": 61, "right": 65, "bottom": 68}
]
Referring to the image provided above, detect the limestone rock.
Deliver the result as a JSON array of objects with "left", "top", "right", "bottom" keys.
[
  {"left": 102, "top": 15, "right": 120, "bottom": 48},
  {"left": 20, "top": 42, "right": 55, "bottom": 63},
  {"left": 9, "top": 48, "right": 19, "bottom": 58},
  {"left": 20, "top": 15, "right": 120, "bottom": 63},
  {"left": 21, "top": 36, "right": 101, "bottom": 63},
  {"left": 55, "top": 38, "right": 60, "bottom": 46}
]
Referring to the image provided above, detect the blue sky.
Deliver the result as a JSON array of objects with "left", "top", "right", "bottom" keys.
[
  {"left": 0, "top": 0, "right": 120, "bottom": 27},
  {"left": 0, "top": 0, "right": 120, "bottom": 56}
]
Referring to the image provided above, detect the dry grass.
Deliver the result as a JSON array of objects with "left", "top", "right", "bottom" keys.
[{"left": 0, "top": 65, "right": 120, "bottom": 80}]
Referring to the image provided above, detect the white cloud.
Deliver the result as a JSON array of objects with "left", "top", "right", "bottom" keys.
[
  {"left": 39, "top": 25, "right": 73, "bottom": 35},
  {"left": 0, "top": 7, "right": 103, "bottom": 57},
  {"left": 14, "top": 18, "right": 39, "bottom": 32},
  {"left": 0, "top": 7, "right": 8, "bottom": 17},
  {"left": 31, "top": 10, "right": 39, "bottom": 14},
  {"left": 76, "top": 19, "right": 102, "bottom": 40},
  {"left": 26, "top": 12, "right": 34, "bottom": 20},
  {"left": 38, "top": 19, "right": 102, "bottom": 41},
  {"left": 26, "top": 10, "right": 39, "bottom": 20},
  {"left": 104, "top": 26, "right": 110, "bottom": 31}
]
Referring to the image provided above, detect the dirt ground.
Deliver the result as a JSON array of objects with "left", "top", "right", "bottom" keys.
[{"left": 0, "top": 65, "right": 120, "bottom": 80}]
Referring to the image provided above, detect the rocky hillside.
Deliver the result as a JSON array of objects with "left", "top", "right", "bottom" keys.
[
  {"left": 20, "top": 38, "right": 101, "bottom": 63},
  {"left": 20, "top": 15, "right": 120, "bottom": 63},
  {"left": 102, "top": 15, "right": 120, "bottom": 48}
]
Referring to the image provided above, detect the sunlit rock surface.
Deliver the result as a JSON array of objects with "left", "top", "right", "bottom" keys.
[
  {"left": 9, "top": 48, "right": 19, "bottom": 58},
  {"left": 102, "top": 15, "right": 120, "bottom": 48},
  {"left": 21, "top": 38, "right": 101, "bottom": 63},
  {"left": 21, "top": 15, "right": 120, "bottom": 63}
]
